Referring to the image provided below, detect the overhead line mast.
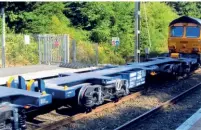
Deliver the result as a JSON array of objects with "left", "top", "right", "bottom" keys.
[
  {"left": 1, "top": 7, "right": 5, "bottom": 68},
  {"left": 134, "top": 2, "right": 140, "bottom": 63}
]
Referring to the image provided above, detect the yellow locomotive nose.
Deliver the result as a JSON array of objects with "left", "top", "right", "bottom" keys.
[
  {"left": 168, "top": 16, "right": 201, "bottom": 55},
  {"left": 170, "top": 53, "right": 179, "bottom": 58}
]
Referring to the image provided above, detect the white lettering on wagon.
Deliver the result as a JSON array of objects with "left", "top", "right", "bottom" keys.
[
  {"left": 66, "top": 90, "right": 74, "bottom": 97},
  {"left": 40, "top": 98, "right": 49, "bottom": 105}
]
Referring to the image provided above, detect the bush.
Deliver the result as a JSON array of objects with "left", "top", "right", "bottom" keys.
[
  {"left": 98, "top": 43, "right": 125, "bottom": 65},
  {"left": 5, "top": 34, "right": 38, "bottom": 66},
  {"left": 71, "top": 40, "right": 125, "bottom": 65}
]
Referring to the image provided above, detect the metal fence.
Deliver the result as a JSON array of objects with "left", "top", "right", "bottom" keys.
[
  {"left": 38, "top": 34, "right": 98, "bottom": 66},
  {"left": 38, "top": 34, "right": 69, "bottom": 65},
  {"left": 0, "top": 34, "right": 99, "bottom": 68}
]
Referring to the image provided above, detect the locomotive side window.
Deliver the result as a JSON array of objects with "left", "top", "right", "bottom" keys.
[
  {"left": 171, "top": 26, "right": 184, "bottom": 37},
  {"left": 186, "top": 26, "right": 200, "bottom": 38}
]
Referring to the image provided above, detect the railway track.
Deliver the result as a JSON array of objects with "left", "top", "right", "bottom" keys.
[
  {"left": 26, "top": 69, "right": 201, "bottom": 130},
  {"left": 27, "top": 91, "right": 143, "bottom": 130},
  {"left": 114, "top": 78, "right": 201, "bottom": 130}
]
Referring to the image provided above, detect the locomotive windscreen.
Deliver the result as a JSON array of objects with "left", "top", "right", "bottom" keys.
[
  {"left": 186, "top": 26, "right": 200, "bottom": 38},
  {"left": 171, "top": 26, "right": 184, "bottom": 37}
]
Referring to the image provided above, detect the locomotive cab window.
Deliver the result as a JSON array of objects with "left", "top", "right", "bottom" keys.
[
  {"left": 171, "top": 26, "right": 184, "bottom": 37},
  {"left": 186, "top": 26, "right": 200, "bottom": 38}
]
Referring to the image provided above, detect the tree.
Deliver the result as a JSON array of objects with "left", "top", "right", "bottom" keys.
[
  {"left": 140, "top": 2, "right": 177, "bottom": 53},
  {"left": 167, "top": 2, "right": 201, "bottom": 18}
]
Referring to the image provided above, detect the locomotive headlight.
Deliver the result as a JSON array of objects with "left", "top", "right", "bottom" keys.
[
  {"left": 168, "top": 45, "right": 176, "bottom": 51},
  {"left": 192, "top": 48, "right": 199, "bottom": 52}
]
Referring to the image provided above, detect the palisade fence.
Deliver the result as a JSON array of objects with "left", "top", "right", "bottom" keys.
[
  {"left": 0, "top": 40, "right": 1, "bottom": 67},
  {"left": 38, "top": 34, "right": 69, "bottom": 65},
  {"left": 0, "top": 34, "right": 98, "bottom": 68}
]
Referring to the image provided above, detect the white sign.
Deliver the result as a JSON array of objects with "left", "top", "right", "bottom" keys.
[
  {"left": 24, "top": 35, "right": 30, "bottom": 45},
  {"left": 112, "top": 37, "right": 120, "bottom": 46}
]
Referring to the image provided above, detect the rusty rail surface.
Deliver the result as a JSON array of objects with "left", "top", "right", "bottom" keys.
[
  {"left": 29, "top": 69, "right": 201, "bottom": 130},
  {"left": 34, "top": 91, "right": 143, "bottom": 130},
  {"left": 114, "top": 81, "right": 201, "bottom": 130}
]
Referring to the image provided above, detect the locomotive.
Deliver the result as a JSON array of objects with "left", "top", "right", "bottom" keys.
[{"left": 168, "top": 16, "right": 201, "bottom": 63}]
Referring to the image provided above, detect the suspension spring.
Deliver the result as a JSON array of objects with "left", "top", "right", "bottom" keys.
[
  {"left": 115, "top": 79, "right": 122, "bottom": 91},
  {"left": 84, "top": 94, "right": 94, "bottom": 108},
  {"left": 18, "top": 109, "right": 26, "bottom": 130},
  {"left": 0, "top": 122, "right": 6, "bottom": 129}
]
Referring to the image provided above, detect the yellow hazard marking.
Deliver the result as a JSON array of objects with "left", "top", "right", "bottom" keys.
[
  {"left": 41, "top": 91, "right": 47, "bottom": 95},
  {"left": 170, "top": 53, "right": 179, "bottom": 58},
  {"left": 150, "top": 71, "right": 157, "bottom": 76},
  {"left": 26, "top": 79, "right": 35, "bottom": 91},
  {"left": 64, "top": 85, "right": 68, "bottom": 90},
  {"left": 6, "top": 77, "right": 14, "bottom": 88}
]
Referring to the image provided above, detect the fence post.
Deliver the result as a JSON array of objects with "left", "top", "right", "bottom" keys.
[
  {"left": 95, "top": 43, "right": 98, "bottom": 66},
  {"left": 38, "top": 35, "right": 41, "bottom": 64},
  {"left": 63, "top": 35, "right": 66, "bottom": 64},
  {"left": 51, "top": 36, "right": 53, "bottom": 64},
  {"left": 1, "top": 8, "right": 6, "bottom": 68},
  {"left": 44, "top": 35, "right": 48, "bottom": 64},
  {"left": 65, "top": 34, "right": 70, "bottom": 63},
  {"left": 47, "top": 34, "right": 51, "bottom": 65},
  {"left": 72, "top": 40, "right": 76, "bottom": 62}
]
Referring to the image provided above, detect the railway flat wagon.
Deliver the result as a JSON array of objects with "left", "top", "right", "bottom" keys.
[
  {"left": 1, "top": 16, "right": 201, "bottom": 129},
  {"left": 0, "top": 78, "right": 52, "bottom": 130}
]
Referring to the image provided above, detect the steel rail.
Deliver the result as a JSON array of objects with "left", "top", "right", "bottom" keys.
[
  {"left": 33, "top": 91, "right": 143, "bottom": 130},
  {"left": 114, "top": 81, "right": 201, "bottom": 130},
  {"left": 29, "top": 69, "right": 201, "bottom": 130}
]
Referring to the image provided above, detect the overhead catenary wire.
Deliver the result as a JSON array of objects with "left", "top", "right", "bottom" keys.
[{"left": 143, "top": 2, "right": 152, "bottom": 50}]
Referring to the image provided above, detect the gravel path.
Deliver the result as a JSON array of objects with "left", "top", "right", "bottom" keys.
[{"left": 56, "top": 71, "right": 201, "bottom": 130}]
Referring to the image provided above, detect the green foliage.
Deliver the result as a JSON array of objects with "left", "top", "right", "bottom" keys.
[
  {"left": 2, "top": 2, "right": 200, "bottom": 66},
  {"left": 98, "top": 43, "right": 125, "bottom": 64},
  {"left": 23, "top": 3, "right": 70, "bottom": 34},
  {"left": 50, "top": 16, "right": 89, "bottom": 41},
  {"left": 5, "top": 2, "right": 43, "bottom": 32},
  {"left": 140, "top": 2, "right": 177, "bottom": 53},
  {"left": 6, "top": 34, "right": 38, "bottom": 66},
  {"left": 167, "top": 2, "right": 201, "bottom": 18},
  {"left": 66, "top": 2, "right": 135, "bottom": 60}
]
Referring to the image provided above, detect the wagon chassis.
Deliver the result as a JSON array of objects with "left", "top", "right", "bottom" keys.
[{"left": 0, "top": 53, "right": 199, "bottom": 130}]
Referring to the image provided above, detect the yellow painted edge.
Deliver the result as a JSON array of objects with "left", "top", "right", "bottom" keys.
[
  {"left": 26, "top": 79, "right": 35, "bottom": 91},
  {"left": 41, "top": 91, "right": 47, "bottom": 95},
  {"left": 6, "top": 77, "right": 14, "bottom": 88},
  {"left": 64, "top": 85, "right": 68, "bottom": 90}
]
